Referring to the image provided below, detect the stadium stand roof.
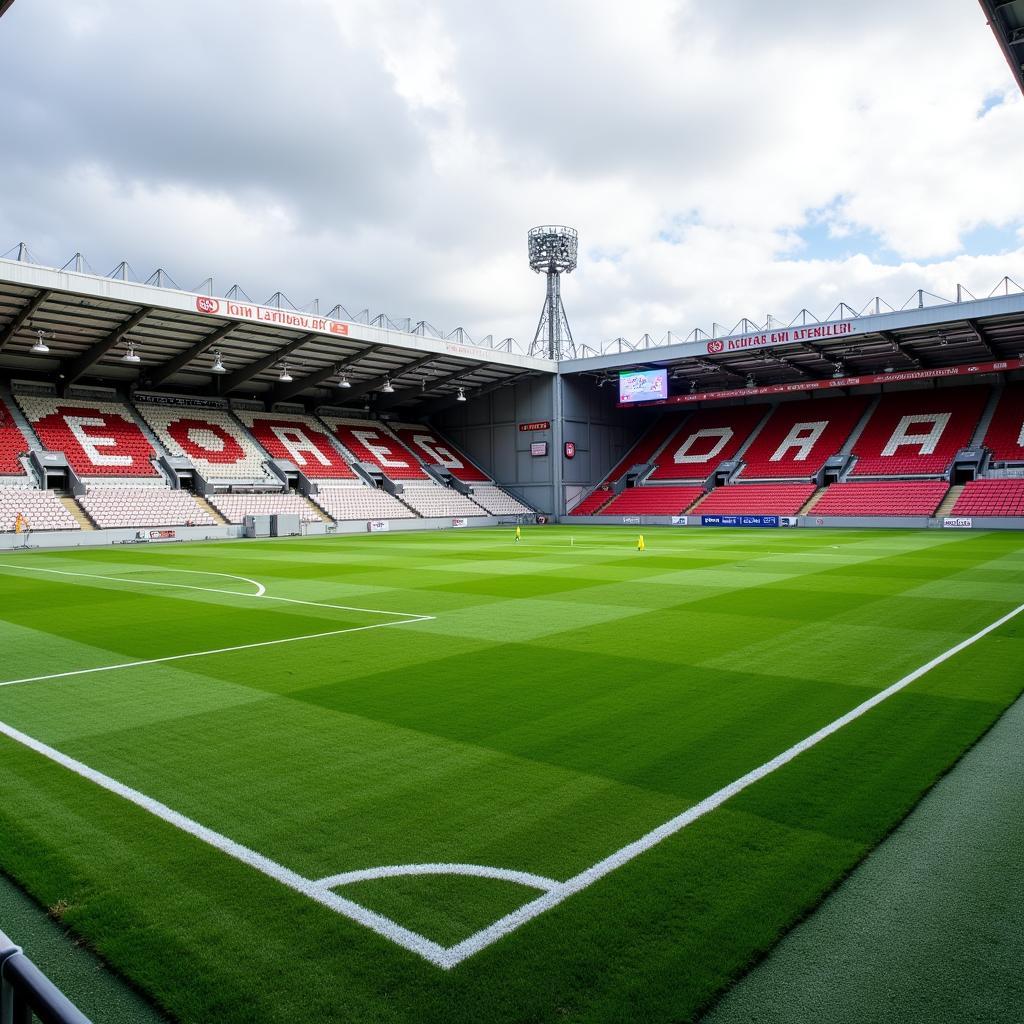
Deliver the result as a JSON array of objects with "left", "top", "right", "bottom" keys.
[
  {"left": 0, "top": 257, "right": 552, "bottom": 412},
  {"left": 4, "top": 255, "right": 1024, "bottom": 410},
  {"left": 561, "top": 285, "right": 1024, "bottom": 398},
  {"left": 979, "top": 0, "right": 1024, "bottom": 95}
]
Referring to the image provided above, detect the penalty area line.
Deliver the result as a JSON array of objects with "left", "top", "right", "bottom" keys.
[
  {"left": 0, "top": 616, "right": 433, "bottom": 690},
  {"left": 440, "top": 598, "right": 1024, "bottom": 967},
  {"left": 0, "top": 717, "right": 451, "bottom": 967},
  {"left": 0, "top": 562, "right": 435, "bottom": 690},
  {"left": 0, "top": 562, "right": 426, "bottom": 619}
]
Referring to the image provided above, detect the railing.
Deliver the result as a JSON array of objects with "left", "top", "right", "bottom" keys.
[
  {"left": 0, "top": 929, "right": 92, "bottom": 1024},
  {"left": 580, "top": 276, "right": 1024, "bottom": 357},
  {"left": 0, "top": 245, "right": 530, "bottom": 357}
]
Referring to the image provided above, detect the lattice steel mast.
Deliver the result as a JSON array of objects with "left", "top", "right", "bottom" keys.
[{"left": 528, "top": 225, "right": 578, "bottom": 359}]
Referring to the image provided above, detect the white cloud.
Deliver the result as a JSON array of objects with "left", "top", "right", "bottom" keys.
[{"left": 0, "top": 0, "right": 1022, "bottom": 352}]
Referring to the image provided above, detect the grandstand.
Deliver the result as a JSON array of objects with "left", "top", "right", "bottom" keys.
[
  {"left": 979, "top": 382, "right": 1024, "bottom": 463},
  {"left": 0, "top": 250, "right": 1020, "bottom": 540},
  {"left": 319, "top": 415, "right": 431, "bottom": 480},
  {"left": 689, "top": 482, "right": 818, "bottom": 516},
  {"left": 0, "top": 396, "right": 30, "bottom": 477},
  {"left": 311, "top": 483, "right": 416, "bottom": 521},
  {"left": 77, "top": 484, "right": 215, "bottom": 529},
  {"left": 0, "top": 377, "right": 523, "bottom": 534},
  {"left": 567, "top": 380, "right": 1024, "bottom": 523}
]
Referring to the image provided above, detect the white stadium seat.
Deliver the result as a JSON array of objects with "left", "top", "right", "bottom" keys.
[
  {"left": 78, "top": 485, "right": 216, "bottom": 529},
  {"left": 208, "top": 491, "right": 321, "bottom": 524},
  {"left": 0, "top": 487, "right": 79, "bottom": 532},
  {"left": 399, "top": 483, "right": 487, "bottom": 518},
  {"left": 466, "top": 483, "right": 533, "bottom": 515},
  {"left": 136, "top": 405, "right": 274, "bottom": 483},
  {"left": 311, "top": 484, "right": 415, "bottom": 520}
]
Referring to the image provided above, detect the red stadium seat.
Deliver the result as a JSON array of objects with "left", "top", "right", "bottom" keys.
[
  {"left": 979, "top": 383, "right": 1024, "bottom": 463},
  {"left": 0, "top": 399, "right": 31, "bottom": 475},
  {"left": 739, "top": 396, "right": 869, "bottom": 478},
  {"left": 136, "top": 405, "right": 272, "bottom": 481},
  {"left": 18, "top": 396, "right": 158, "bottom": 477},
  {"left": 648, "top": 406, "right": 768, "bottom": 481},
  {"left": 951, "top": 478, "right": 1024, "bottom": 516},
  {"left": 812, "top": 480, "right": 949, "bottom": 516},
  {"left": 391, "top": 423, "right": 490, "bottom": 482},
  {"left": 849, "top": 387, "right": 987, "bottom": 477},
  {"left": 571, "top": 488, "right": 617, "bottom": 515},
  {"left": 320, "top": 417, "right": 428, "bottom": 480},
  {"left": 690, "top": 482, "right": 816, "bottom": 515},
  {"left": 601, "top": 485, "right": 704, "bottom": 515},
  {"left": 238, "top": 411, "right": 356, "bottom": 479},
  {"left": 570, "top": 417, "right": 682, "bottom": 515}
]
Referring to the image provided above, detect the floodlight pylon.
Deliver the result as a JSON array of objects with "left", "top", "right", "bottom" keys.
[{"left": 528, "top": 225, "right": 578, "bottom": 359}]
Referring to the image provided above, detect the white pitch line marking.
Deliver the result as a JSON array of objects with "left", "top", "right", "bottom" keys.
[
  {"left": 0, "top": 718, "right": 451, "bottom": 967},
  {"left": 0, "top": 562, "right": 425, "bottom": 619},
  {"left": 318, "top": 863, "right": 560, "bottom": 893},
  {"left": 0, "top": 563, "right": 433, "bottom": 690},
  {"left": 0, "top": 618, "right": 428, "bottom": 690},
  {"left": 0, "top": 562, "right": 1020, "bottom": 970},
  {"left": 440, "top": 599, "right": 1024, "bottom": 967},
  {"left": 0, "top": 563, "right": 267, "bottom": 598}
]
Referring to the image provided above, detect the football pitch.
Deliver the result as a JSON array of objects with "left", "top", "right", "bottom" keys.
[{"left": 0, "top": 525, "right": 1022, "bottom": 1024}]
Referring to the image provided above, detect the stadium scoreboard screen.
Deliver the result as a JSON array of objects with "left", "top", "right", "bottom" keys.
[{"left": 619, "top": 368, "right": 667, "bottom": 404}]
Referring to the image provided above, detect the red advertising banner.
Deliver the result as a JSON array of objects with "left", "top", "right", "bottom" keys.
[
  {"left": 704, "top": 320, "right": 857, "bottom": 356},
  {"left": 194, "top": 296, "right": 349, "bottom": 335},
  {"left": 519, "top": 420, "right": 551, "bottom": 432},
  {"left": 618, "top": 359, "right": 1023, "bottom": 408}
]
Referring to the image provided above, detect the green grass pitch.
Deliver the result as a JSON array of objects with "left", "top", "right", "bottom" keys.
[{"left": 0, "top": 525, "right": 1022, "bottom": 1024}]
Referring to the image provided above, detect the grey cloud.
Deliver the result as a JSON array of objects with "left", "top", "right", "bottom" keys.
[
  {"left": 0, "top": 0, "right": 1019, "bottom": 349},
  {"left": 1, "top": 1, "right": 426, "bottom": 229}
]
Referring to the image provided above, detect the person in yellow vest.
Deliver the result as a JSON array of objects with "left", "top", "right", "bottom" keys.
[
  {"left": 637, "top": 534, "right": 645, "bottom": 552},
  {"left": 514, "top": 524, "right": 521, "bottom": 543},
  {"left": 14, "top": 512, "right": 28, "bottom": 534}
]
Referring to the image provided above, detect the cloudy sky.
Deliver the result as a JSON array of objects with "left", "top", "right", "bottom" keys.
[{"left": 1, "top": 0, "right": 1022, "bottom": 352}]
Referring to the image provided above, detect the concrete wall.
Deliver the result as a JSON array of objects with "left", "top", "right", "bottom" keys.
[
  {"left": 435, "top": 376, "right": 557, "bottom": 513},
  {"left": 0, "top": 524, "right": 242, "bottom": 551},
  {"left": 0, "top": 516, "right": 502, "bottom": 552}
]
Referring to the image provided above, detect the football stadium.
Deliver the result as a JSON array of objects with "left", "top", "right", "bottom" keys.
[{"left": 1, "top": 2, "right": 1023, "bottom": 1023}]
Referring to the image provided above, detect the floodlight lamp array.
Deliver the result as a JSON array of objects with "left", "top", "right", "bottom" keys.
[{"left": 527, "top": 225, "right": 578, "bottom": 275}]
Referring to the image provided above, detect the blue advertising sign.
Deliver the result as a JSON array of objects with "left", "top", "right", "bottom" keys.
[{"left": 701, "top": 515, "right": 780, "bottom": 527}]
